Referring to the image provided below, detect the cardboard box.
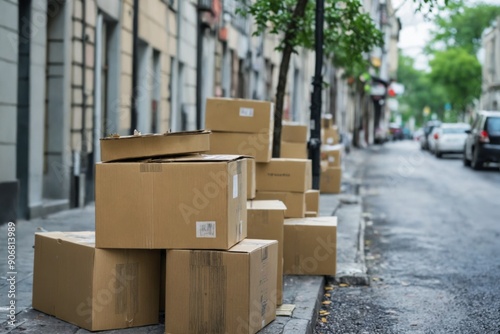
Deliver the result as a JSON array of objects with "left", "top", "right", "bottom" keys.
[
  {"left": 321, "top": 114, "right": 333, "bottom": 129},
  {"left": 247, "top": 200, "right": 287, "bottom": 305},
  {"left": 305, "top": 189, "right": 320, "bottom": 213},
  {"left": 209, "top": 131, "right": 272, "bottom": 163},
  {"left": 305, "top": 211, "right": 317, "bottom": 217},
  {"left": 32, "top": 232, "right": 160, "bottom": 331},
  {"left": 96, "top": 155, "right": 247, "bottom": 249},
  {"left": 256, "top": 158, "right": 312, "bottom": 192},
  {"left": 165, "top": 239, "right": 278, "bottom": 334},
  {"left": 283, "top": 217, "right": 337, "bottom": 275},
  {"left": 100, "top": 130, "right": 210, "bottom": 162},
  {"left": 321, "top": 144, "right": 342, "bottom": 167},
  {"left": 255, "top": 191, "right": 306, "bottom": 218},
  {"left": 282, "top": 123, "right": 308, "bottom": 143},
  {"left": 281, "top": 141, "right": 308, "bottom": 159},
  {"left": 320, "top": 166, "right": 342, "bottom": 194},
  {"left": 160, "top": 250, "right": 166, "bottom": 312},
  {"left": 205, "top": 98, "right": 274, "bottom": 134},
  {"left": 321, "top": 127, "right": 340, "bottom": 145},
  {"left": 246, "top": 157, "right": 256, "bottom": 199}
]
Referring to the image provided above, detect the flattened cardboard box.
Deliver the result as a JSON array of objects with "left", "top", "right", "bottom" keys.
[
  {"left": 209, "top": 131, "right": 273, "bottom": 163},
  {"left": 320, "top": 166, "right": 342, "bottom": 194},
  {"left": 206, "top": 98, "right": 274, "bottom": 133},
  {"left": 100, "top": 130, "right": 210, "bottom": 162},
  {"left": 256, "top": 159, "right": 312, "bottom": 193},
  {"left": 32, "top": 232, "right": 160, "bottom": 331},
  {"left": 281, "top": 142, "right": 308, "bottom": 159},
  {"left": 166, "top": 239, "right": 278, "bottom": 334},
  {"left": 282, "top": 123, "right": 308, "bottom": 143},
  {"left": 283, "top": 217, "right": 337, "bottom": 275},
  {"left": 96, "top": 155, "right": 247, "bottom": 249},
  {"left": 305, "top": 189, "right": 320, "bottom": 213},
  {"left": 247, "top": 200, "right": 287, "bottom": 305},
  {"left": 246, "top": 157, "right": 257, "bottom": 199},
  {"left": 255, "top": 191, "right": 306, "bottom": 218}
]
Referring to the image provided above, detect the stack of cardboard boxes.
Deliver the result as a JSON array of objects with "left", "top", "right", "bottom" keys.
[
  {"left": 32, "top": 130, "right": 278, "bottom": 334},
  {"left": 280, "top": 122, "right": 308, "bottom": 159},
  {"left": 320, "top": 114, "right": 343, "bottom": 193}
]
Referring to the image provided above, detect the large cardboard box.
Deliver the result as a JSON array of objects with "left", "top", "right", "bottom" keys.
[
  {"left": 255, "top": 191, "right": 306, "bottom": 218},
  {"left": 246, "top": 157, "right": 256, "bottom": 199},
  {"left": 281, "top": 141, "right": 308, "bottom": 159},
  {"left": 165, "top": 239, "right": 278, "bottom": 334},
  {"left": 283, "top": 217, "right": 337, "bottom": 275},
  {"left": 321, "top": 114, "right": 333, "bottom": 129},
  {"left": 100, "top": 130, "right": 210, "bottom": 162},
  {"left": 305, "top": 189, "right": 320, "bottom": 213},
  {"left": 321, "top": 144, "right": 342, "bottom": 167},
  {"left": 282, "top": 123, "right": 308, "bottom": 143},
  {"left": 96, "top": 155, "right": 247, "bottom": 249},
  {"left": 205, "top": 98, "right": 274, "bottom": 133},
  {"left": 209, "top": 131, "right": 272, "bottom": 163},
  {"left": 320, "top": 166, "right": 342, "bottom": 194},
  {"left": 32, "top": 232, "right": 160, "bottom": 331},
  {"left": 256, "top": 159, "right": 312, "bottom": 192},
  {"left": 247, "top": 200, "right": 286, "bottom": 305}
]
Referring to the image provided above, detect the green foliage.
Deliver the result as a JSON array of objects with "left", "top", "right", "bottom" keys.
[
  {"left": 238, "top": 0, "right": 383, "bottom": 74},
  {"left": 427, "top": 0, "right": 500, "bottom": 55},
  {"left": 429, "top": 47, "right": 482, "bottom": 113},
  {"left": 397, "top": 52, "right": 448, "bottom": 126}
]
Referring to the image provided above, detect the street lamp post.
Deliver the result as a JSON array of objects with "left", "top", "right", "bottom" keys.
[{"left": 309, "top": 0, "right": 324, "bottom": 190}]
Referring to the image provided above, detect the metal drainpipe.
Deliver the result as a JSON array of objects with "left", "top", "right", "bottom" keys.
[
  {"left": 80, "top": 0, "right": 88, "bottom": 207},
  {"left": 130, "top": 0, "right": 139, "bottom": 134}
]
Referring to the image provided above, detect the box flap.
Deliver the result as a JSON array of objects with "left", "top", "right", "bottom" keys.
[
  {"left": 247, "top": 200, "right": 287, "bottom": 211},
  {"left": 284, "top": 216, "right": 338, "bottom": 227},
  {"left": 35, "top": 231, "right": 95, "bottom": 247},
  {"left": 228, "top": 239, "right": 278, "bottom": 254},
  {"left": 151, "top": 154, "right": 247, "bottom": 163},
  {"left": 100, "top": 129, "right": 209, "bottom": 141}
]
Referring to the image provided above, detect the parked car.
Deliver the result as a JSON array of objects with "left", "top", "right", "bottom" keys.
[
  {"left": 430, "top": 123, "right": 471, "bottom": 158},
  {"left": 389, "top": 123, "right": 404, "bottom": 141},
  {"left": 413, "top": 128, "right": 424, "bottom": 142},
  {"left": 420, "top": 121, "right": 441, "bottom": 150},
  {"left": 463, "top": 111, "right": 500, "bottom": 169}
]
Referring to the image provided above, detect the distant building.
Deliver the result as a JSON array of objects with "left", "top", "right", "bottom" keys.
[{"left": 480, "top": 16, "right": 500, "bottom": 111}]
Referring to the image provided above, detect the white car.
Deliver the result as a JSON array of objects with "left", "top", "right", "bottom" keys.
[{"left": 431, "top": 123, "right": 471, "bottom": 158}]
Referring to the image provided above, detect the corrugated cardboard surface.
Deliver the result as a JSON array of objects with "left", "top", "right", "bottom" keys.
[
  {"left": 256, "top": 159, "right": 312, "bottom": 192},
  {"left": 281, "top": 142, "right": 308, "bottom": 159},
  {"left": 320, "top": 166, "right": 342, "bottom": 194},
  {"left": 205, "top": 98, "right": 274, "bottom": 133},
  {"left": 305, "top": 190, "right": 320, "bottom": 213},
  {"left": 282, "top": 123, "right": 308, "bottom": 143},
  {"left": 321, "top": 127, "right": 340, "bottom": 145},
  {"left": 305, "top": 211, "right": 318, "bottom": 217},
  {"left": 255, "top": 191, "right": 306, "bottom": 218},
  {"left": 247, "top": 200, "right": 286, "bottom": 305},
  {"left": 100, "top": 130, "right": 210, "bottom": 162},
  {"left": 209, "top": 131, "right": 273, "bottom": 163},
  {"left": 246, "top": 157, "right": 256, "bottom": 199},
  {"left": 283, "top": 217, "right": 337, "bottom": 275},
  {"left": 32, "top": 232, "right": 160, "bottom": 331},
  {"left": 321, "top": 114, "right": 333, "bottom": 129},
  {"left": 165, "top": 239, "right": 278, "bottom": 334},
  {"left": 95, "top": 155, "right": 247, "bottom": 249},
  {"left": 321, "top": 144, "right": 342, "bottom": 167}
]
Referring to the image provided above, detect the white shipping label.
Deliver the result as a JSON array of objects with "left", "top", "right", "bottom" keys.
[
  {"left": 233, "top": 174, "right": 238, "bottom": 198},
  {"left": 327, "top": 138, "right": 334, "bottom": 144},
  {"left": 328, "top": 156, "right": 335, "bottom": 163},
  {"left": 196, "top": 221, "right": 216, "bottom": 238},
  {"left": 240, "top": 107, "right": 254, "bottom": 117}
]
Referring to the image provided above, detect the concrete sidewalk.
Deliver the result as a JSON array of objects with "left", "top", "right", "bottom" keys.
[{"left": 0, "top": 149, "right": 368, "bottom": 334}]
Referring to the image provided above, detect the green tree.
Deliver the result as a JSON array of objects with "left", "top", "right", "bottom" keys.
[
  {"left": 397, "top": 52, "right": 448, "bottom": 126},
  {"left": 429, "top": 47, "right": 481, "bottom": 116},
  {"left": 427, "top": 0, "right": 500, "bottom": 55},
  {"left": 239, "top": 0, "right": 383, "bottom": 157}
]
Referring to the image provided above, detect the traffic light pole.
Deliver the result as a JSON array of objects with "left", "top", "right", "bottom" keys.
[{"left": 308, "top": 0, "right": 324, "bottom": 190}]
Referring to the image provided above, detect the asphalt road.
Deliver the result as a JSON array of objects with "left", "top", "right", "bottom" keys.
[{"left": 316, "top": 140, "right": 500, "bottom": 334}]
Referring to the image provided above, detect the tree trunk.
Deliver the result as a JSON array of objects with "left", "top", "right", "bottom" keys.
[{"left": 272, "top": 0, "right": 309, "bottom": 158}]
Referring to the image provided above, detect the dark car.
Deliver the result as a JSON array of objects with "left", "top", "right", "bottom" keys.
[
  {"left": 463, "top": 111, "right": 500, "bottom": 169},
  {"left": 420, "top": 120, "right": 441, "bottom": 150}
]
